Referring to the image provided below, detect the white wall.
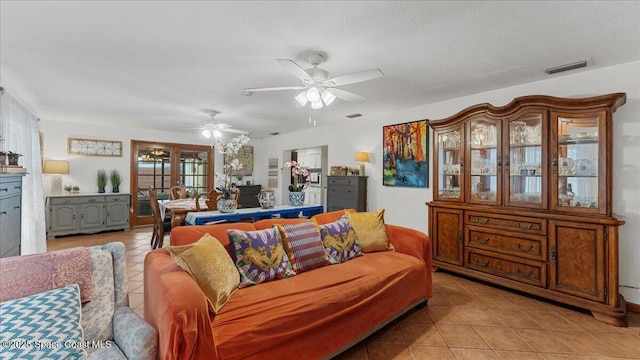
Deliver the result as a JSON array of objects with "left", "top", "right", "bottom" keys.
[
  {"left": 39, "top": 61, "right": 640, "bottom": 305},
  {"left": 253, "top": 60, "right": 640, "bottom": 305},
  {"left": 38, "top": 121, "right": 253, "bottom": 195}
]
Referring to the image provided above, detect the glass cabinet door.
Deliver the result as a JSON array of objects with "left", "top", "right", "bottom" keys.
[
  {"left": 552, "top": 111, "right": 605, "bottom": 214},
  {"left": 435, "top": 127, "right": 463, "bottom": 202},
  {"left": 504, "top": 111, "right": 547, "bottom": 208},
  {"left": 468, "top": 118, "right": 500, "bottom": 205}
]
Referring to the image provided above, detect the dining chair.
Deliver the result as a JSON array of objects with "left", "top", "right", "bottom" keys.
[
  {"left": 149, "top": 186, "right": 171, "bottom": 249},
  {"left": 195, "top": 190, "right": 224, "bottom": 211},
  {"left": 170, "top": 185, "right": 190, "bottom": 200}
]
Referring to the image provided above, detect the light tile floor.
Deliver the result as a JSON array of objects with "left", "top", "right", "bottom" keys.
[{"left": 47, "top": 227, "right": 640, "bottom": 360}]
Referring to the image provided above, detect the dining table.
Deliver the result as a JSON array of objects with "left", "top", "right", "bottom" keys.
[
  {"left": 159, "top": 198, "right": 207, "bottom": 228},
  {"left": 185, "top": 204, "right": 324, "bottom": 225}
]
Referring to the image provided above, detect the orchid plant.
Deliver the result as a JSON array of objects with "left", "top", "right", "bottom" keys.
[
  {"left": 284, "top": 160, "right": 311, "bottom": 192},
  {"left": 215, "top": 134, "right": 250, "bottom": 199}
]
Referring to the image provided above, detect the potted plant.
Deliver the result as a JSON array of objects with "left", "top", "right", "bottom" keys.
[
  {"left": 214, "top": 134, "right": 250, "bottom": 212},
  {"left": 97, "top": 169, "right": 108, "bottom": 193},
  {"left": 110, "top": 169, "right": 122, "bottom": 193},
  {"left": 284, "top": 160, "right": 310, "bottom": 206},
  {"left": 72, "top": 185, "right": 80, "bottom": 194}
]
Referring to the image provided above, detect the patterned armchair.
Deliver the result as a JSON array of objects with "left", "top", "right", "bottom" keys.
[
  {"left": 82, "top": 242, "right": 158, "bottom": 359},
  {"left": 0, "top": 242, "right": 157, "bottom": 360}
]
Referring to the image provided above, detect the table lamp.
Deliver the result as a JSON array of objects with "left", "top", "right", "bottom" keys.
[
  {"left": 355, "top": 152, "right": 369, "bottom": 177},
  {"left": 43, "top": 160, "right": 69, "bottom": 195}
]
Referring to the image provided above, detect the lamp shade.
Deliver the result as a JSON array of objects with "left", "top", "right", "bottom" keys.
[
  {"left": 355, "top": 152, "right": 370, "bottom": 163},
  {"left": 43, "top": 160, "right": 69, "bottom": 174}
]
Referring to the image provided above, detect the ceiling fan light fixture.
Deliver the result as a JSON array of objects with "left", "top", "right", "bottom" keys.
[
  {"left": 202, "top": 128, "right": 212, "bottom": 138},
  {"left": 306, "top": 86, "right": 321, "bottom": 103},
  {"left": 295, "top": 91, "right": 308, "bottom": 106},
  {"left": 321, "top": 90, "right": 336, "bottom": 106},
  {"left": 212, "top": 129, "right": 222, "bottom": 138},
  {"left": 310, "top": 100, "right": 324, "bottom": 110}
]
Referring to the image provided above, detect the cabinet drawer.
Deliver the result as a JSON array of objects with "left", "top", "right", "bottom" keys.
[
  {"left": 466, "top": 227, "right": 546, "bottom": 261},
  {"left": 327, "top": 177, "right": 360, "bottom": 187},
  {"left": 0, "top": 180, "right": 22, "bottom": 198},
  {"left": 105, "top": 195, "right": 129, "bottom": 203},
  {"left": 466, "top": 212, "right": 547, "bottom": 236},
  {"left": 466, "top": 249, "right": 546, "bottom": 287},
  {"left": 50, "top": 196, "right": 104, "bottom": 205},
  {"left": 328, "top": 186, "right": 358, "bottom": 199}
]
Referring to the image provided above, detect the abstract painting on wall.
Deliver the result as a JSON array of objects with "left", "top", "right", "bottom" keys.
[{"left": 383, "top": 120, "right": 428, "bottom": 187}]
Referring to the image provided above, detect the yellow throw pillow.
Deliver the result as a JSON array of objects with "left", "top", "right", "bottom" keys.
[
  {"left": 167, "top": 233, "right": 239, "bottom": 313},
  {"left": 345, "top": 209, "right": 394, "bottom": 253}
]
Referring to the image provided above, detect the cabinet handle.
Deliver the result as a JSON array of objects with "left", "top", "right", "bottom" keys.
[
  {"left": 0, "top": 188, "right": 8, "bottom": 192},
  {"left": 478, "top": 237, "right": 490, "bottom": 244},
  {"left": 0, "top": 211, "right": 7, "bottom": 215},
  {"left": 13, "top": 206, "right": 20, "bottom": 210},
  {"left": 474, "top": 258, "right": 489, "bottom": 267},
  {"left": 471, "top": 216, "right": 490, "bottom": 225},
  {"left": 504, "top": 159, "right": 510, "bottom": 167},
  {"left": 458, "top": 231, "right": 463, "bottom": 244},
  {"left": 88, "top": 198, "right": 97, "bottom": 203},
  {"left": 61, "top": 199, "right": 69, "bottom": 204},
  {"left": 72, "top": 214, "right": 76, "bottom": 220},
  {"left": 515, "top": 266, "right": 534, "bottom": 278},
  {"left": 81, "top": 214, "right": 84, "bottom": 219},
  {"left": 515, "top": 222, "right": 534, "bottom": 230},
  {"left": 516, "top": 242, "right": 533, "bottom": 252},
  {"left": 112, "top": 197, "right": 119, "bottom": 201},
  {"left": 552, "top": 153, "right": 557, "bottom": 174},
  {"left": 14, "top": 186, "right": 21, "bottom": 190},
  {"left": 497, "top": 158, "right": 502, "bottom": 167},
  {"left": 550, "top": 245, "right": 557, "bottom": 266}
]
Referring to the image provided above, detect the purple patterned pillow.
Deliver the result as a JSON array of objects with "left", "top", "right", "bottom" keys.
[
  {"left": 278, "top": 221, "right": 330, "bottom": 273},
  {"left": 317, "top": 216, "right": 363, "bottom": 264},
  {"left": 227, "top": 226, "right": 296, "bottom": 288}
]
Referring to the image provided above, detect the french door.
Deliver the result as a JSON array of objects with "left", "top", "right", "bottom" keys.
[{"left": 130, "top": 140, "right": 214, "bottom": 226}]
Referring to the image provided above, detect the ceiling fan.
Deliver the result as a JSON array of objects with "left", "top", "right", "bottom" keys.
[
  {"left": 199, "top": 110, "right": 249, "bottom": 139},
  {"left": 242, "top": 53, "right": 384, "bottom": 109}
]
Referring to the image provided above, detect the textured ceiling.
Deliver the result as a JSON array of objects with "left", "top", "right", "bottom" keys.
[{"left": 1, "top": 1, "right": 639, "bottom": 138}]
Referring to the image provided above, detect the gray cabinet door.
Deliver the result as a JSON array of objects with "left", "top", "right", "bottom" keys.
[
  {"left": 79, "top": 203, "right": 105, "bottom": 230},
  {"left": 50, "top": 204, "right": 77, "bottom": 232},
  {"left": 0, "top": 193, "right": 21, "bottom": 257},
  {"left": 107, "top": 201, "right": 129, "bottom": 227}
]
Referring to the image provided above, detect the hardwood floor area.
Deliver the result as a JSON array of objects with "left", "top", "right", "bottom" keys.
[{"left": 47, "top": 227, "right": 640, "bottom": 360}]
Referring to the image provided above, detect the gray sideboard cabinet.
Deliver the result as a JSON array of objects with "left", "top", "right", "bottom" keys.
[
  {"left": 46, "top": 193, "right": 131, "bottom": 239},
  {"left": 0, "top": 174, "right": 24, "bottom": 258},
  {"left": 326, "top": 176, "right": 367, "bottom": 212}
]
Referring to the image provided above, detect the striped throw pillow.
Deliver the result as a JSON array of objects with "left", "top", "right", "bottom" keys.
[{"left": 278, "top": 221, "right": 330, "bottom": 273}]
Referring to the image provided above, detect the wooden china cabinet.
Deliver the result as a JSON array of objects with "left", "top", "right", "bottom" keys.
[{"left": 426, "top": 93, "right": 627, "bottom": 326}]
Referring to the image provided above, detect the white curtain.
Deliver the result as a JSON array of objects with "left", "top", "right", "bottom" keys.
[{"left": 0, "top": 89, "right": 47, "bottom": 254}]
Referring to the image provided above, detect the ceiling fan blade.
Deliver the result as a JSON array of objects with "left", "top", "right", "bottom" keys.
[
  {"left": 243, "top": 85, "right": 306, "bottom": 93},
  {"left": 223, "top": 128, "right": 250, "bottom": 134},
  {"left": 329, "top": 88, "right": 369, "bottom": 103},
  {"left": 277, "top": 59, "right": 313, "bottom": 83},
  {"left": 325, "top": 69, "right": 384, "bottom": 87}
]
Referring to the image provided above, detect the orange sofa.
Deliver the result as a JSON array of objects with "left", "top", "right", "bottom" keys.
[{"left": 144, "top": 211, "right": 432, "bottom": 360}]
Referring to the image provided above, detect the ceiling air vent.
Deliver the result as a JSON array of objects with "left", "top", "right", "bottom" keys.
[{"left": 346, "top": 113, "right": 362, "bottom": 119}]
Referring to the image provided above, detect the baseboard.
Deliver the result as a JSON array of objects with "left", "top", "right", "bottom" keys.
[{"left": 627, "top": 301, "right": 640, "bottom": 314}]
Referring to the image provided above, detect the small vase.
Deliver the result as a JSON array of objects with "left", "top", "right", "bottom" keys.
[
  {"left": 112, "top": 187, "right": 120, "bottom": 193},
  {"left": 98, "top": 187, "right": 106, "bottom": 194},
  {"left": 217, "top": 199, "right": 238, "bottom": 213},
  {"left": 289, "top": 192, "right": 305, "bottom": 206}
]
